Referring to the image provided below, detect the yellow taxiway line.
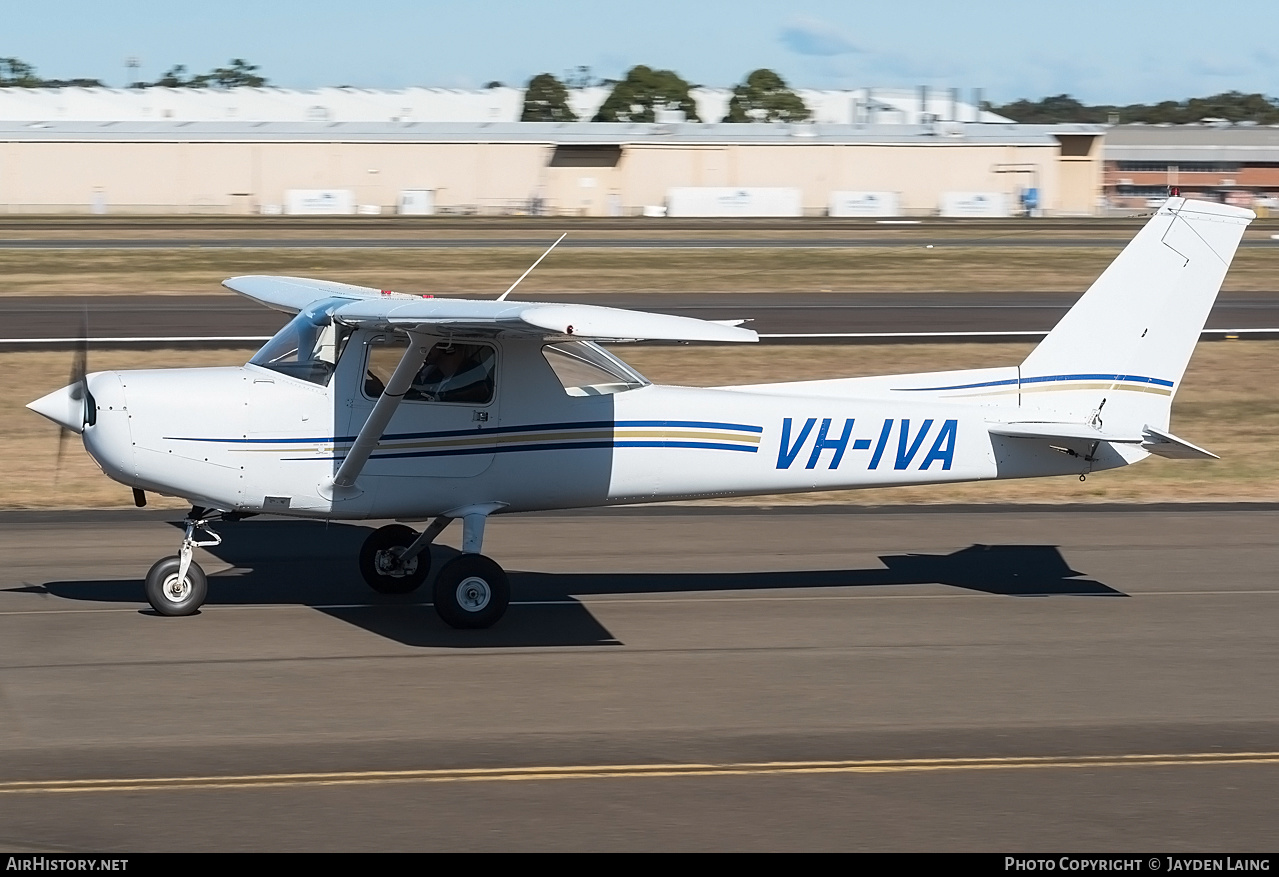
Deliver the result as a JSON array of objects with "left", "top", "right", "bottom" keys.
[{"left": 2, "top": 752, "right": 1278, "bottom": 795}]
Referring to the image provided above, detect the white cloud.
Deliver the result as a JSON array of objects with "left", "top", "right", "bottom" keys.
[{"left": 779, "top": 17, "right": 861, "bottom": 56}]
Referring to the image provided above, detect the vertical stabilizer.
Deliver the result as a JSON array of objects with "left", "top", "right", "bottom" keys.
[{"left": 1019, "top": 197, "right": 1253, "bottom": 432}]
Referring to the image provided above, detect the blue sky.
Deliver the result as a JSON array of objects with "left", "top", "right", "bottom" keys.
[{"left": 7, "top": 0, "right": 1278, "bottom": 104}]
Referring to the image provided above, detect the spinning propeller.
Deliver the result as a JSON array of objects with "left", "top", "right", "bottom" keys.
[
  {"left": 54, "top": 315, "right": 95, "bottom": 477},
  {"left": 25, "top": 311, "right": 97, "bottom": 481}
]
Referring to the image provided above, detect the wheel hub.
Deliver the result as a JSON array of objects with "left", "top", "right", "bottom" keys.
[
  {"left": 377, "top": 548, "right": 417, "bottom": 577},
  {"left": 163, "top": 574, "right": 191, "bottom": 603},
  {"left": 456, "top": 576, "right": 491, "bottom": 612}
]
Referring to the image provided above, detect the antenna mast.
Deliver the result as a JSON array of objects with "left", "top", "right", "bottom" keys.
[{"left": 497, "top": 233, "right": 566, "bottom": 302}]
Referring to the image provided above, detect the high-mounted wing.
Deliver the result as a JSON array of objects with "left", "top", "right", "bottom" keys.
[
  {"left": 223, "top": 275, "right": 383, "bottom": 314},
  {"left": 331, "top": 298, "right": 758, "bottom": 342},
  {"left": 226, "top": 274, "right": 756, "bottom": 498},
  {"left": 223, "top": 275, "right": 758, "bottom": 343}
]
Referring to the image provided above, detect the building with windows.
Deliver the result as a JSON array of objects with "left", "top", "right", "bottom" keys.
[{"left": 1103, "top": 124, "right": 1279, "bottom": 211}]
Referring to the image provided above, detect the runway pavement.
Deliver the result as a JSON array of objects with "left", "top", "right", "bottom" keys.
[
  {"left": 3, "top": 292, "right": 1279, "bottom": 344},
  {"left": 0, "top": 234, "right": 1275, "bottom": 250},
  {"left": 0, "top": 505, "right": 1275, "bottom": 851},
  {"left": 10, "top": 236, "right": 1275, "bottom": 249}
]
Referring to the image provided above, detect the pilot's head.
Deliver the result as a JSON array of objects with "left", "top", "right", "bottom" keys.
[{"left": 429, "top": 343, "right": 465, "bottom": 374}]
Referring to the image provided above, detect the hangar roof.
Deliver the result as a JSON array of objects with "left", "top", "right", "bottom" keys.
[
  {"left": 1106, "top": 124, "right": 1279, "bottom": 162},
  {"left": 0, "top": 120, "right": 1076, "bottom": 146},
  {"left": 0, "top": 85, "right": 1013, "bottom": 126}
]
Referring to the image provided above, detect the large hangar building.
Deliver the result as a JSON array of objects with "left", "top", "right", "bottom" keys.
[
  {"left": 1103, "top": 124, "right": 1279, "bottom": 211},
  {"left": 0, "top": 87, "right": 1103, "bottom": 217}
]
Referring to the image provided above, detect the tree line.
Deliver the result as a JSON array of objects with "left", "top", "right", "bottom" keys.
[
  {"left": 992, "top": 92, "right": 1279, "bottom": 125},
  {"left": 0, "top": 55, "right": 809, "bottom": 122},
  {"left": 6, "top": 54, "right": 1278, "bottom": 126},
  {"left": 521, "top": 66, "right": 810, "bottom": 123},
  {"left": 0, "top": 57, "right": 267, "bottom": 88},
  {"left": 1, "top": 57, "right": 103, "bottom": 88}
]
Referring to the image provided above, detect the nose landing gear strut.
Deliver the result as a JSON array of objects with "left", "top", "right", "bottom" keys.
[{"left": 143, "top": 506, "right": 227, "bottom": 616}]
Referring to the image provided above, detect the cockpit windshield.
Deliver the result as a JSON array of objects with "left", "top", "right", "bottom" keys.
[{"left": 249, "top": 298, "right": 352, "bottom": 386}]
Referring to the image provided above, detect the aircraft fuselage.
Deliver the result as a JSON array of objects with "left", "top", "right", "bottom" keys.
[{"left": 75, "top": 332, "right": 1125, "bottom": 518}]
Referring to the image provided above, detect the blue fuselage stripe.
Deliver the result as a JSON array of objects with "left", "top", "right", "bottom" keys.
[
  {"left": 167, "top": 418, "right": 764, "bottom": 445},
  {"left": 897, "top": 373, "right": 1175, "bottom": 392},
  {"left": 285, "top": 439, "right": 760, "bottom": 462}
]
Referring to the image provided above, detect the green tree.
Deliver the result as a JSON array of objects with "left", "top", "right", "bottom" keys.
[
  {"left": 39, "top": 77, "right": 105, "bottom": 87},
  {"left": 722, "top": 69, "right": 810, "bottom": 123},
  {"left": 994, "top": 91, "right": 1279, "bottom": 125},
  {"left": 521, "top": 73, "right": 577, "bottom": 121},
  {"left": 993, "top": 94, "right": 1107, "bottom": 123},
  {"left": 154, "top": 65, "right": 191, "bottom": 87},
  {"left": 151, "top": 59, "right": 267, "bottom": 88},
  {"left": 593, "top": 65, "right": 700, "bottom": 122},
  {"left": 205, "top": 59, "right": 267, "bottom": 88},
  {"left": 0, "top": 57, "right": 42, "bottom": 87},
  {"left": 0, "top": 57, "right": 102, "bottom": 87},
  {"left": 1179, "top": 91, "right": 1279, "bottom": 124}
]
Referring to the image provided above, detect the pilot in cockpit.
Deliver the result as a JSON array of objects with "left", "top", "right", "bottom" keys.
[{"left": 412, "top": 342, "right": 493, "bottom": 403}]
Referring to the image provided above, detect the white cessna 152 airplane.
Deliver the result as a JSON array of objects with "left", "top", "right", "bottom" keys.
[{"left": 28, "top": 197, "right": 1253, "bottom": 627}]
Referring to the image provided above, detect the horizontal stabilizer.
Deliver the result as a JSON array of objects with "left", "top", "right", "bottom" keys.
[
  {"left": 988, "top": 421, "right": 1218, "bottom": 461},
  {"left": 988, "top": 422, "right": 1143, "bottom": 444},
  {"left": 1140, "top": 425, "right": 1219, "bottom": 460}
]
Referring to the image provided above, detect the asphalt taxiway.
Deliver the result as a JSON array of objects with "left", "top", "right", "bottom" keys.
[
  {"left": 3, "top": 292, "right": 1278, "bottom": 345},
  {"left": 0, "top": 505, "right": 1276, "bottom": 851}
]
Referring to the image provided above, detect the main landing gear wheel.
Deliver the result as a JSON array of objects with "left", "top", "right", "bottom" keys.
[
  {"left": 433, "top": 554, "right": 510, "bottom": 629},
  {"left": 359, "top": 524, "right": 431, "bottom": 594},
  {"left": 144, "top": 556, "right": 208, "bottom": 617}
]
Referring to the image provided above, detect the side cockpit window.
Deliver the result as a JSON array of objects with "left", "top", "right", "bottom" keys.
[
  {"left": 542, "top": 341, "right": 648, "bottom": 396},
  {"left": 365, "top": 337, "right": 496, "bottom": 404},
  {"left": 249, "top": 300, "right": 352, "bottom": 386}
]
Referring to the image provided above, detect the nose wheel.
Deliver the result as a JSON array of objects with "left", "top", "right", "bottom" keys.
[
  {"left": 144, "top": 507, "right": 224, "bottom": 616},
  {"left": 144, "top": 555, "right": 208, "bottom": 616}
]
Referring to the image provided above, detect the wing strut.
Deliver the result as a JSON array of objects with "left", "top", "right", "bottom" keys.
[{"left": 321, "top": 332, "right": 432, "bottom": 499}]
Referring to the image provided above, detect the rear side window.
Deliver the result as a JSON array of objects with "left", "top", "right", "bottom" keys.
[{"left": 542, "top": 341, "right": 648, "bottom": 396}]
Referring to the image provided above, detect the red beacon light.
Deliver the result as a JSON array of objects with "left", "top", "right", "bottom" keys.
[{"left": 378, "top": 289, "right": 433, "bottom": 298}]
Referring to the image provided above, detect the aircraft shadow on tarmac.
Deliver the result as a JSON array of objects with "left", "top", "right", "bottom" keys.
[{"left": 20, "top": 520, "right": 1124, "bottom": 648}]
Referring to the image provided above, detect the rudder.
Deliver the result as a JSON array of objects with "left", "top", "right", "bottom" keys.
[{"left": 1018, "top": 197, "right": 1253, "bottom": 432}]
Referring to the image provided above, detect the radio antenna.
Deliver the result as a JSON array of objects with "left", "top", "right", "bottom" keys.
[{"left": 497, "top": 233, "right": 567, "bottom": 302}]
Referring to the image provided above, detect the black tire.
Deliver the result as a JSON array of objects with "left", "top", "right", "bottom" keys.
[
  {"left": 359, "top": 524, "right": 430, "bottom": 594},
  {"left": 433, "top": 554, "right": 510, "bottom": 629},
  {"left": 144, "top": 555, "right": 208, "bottom": 617}
]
